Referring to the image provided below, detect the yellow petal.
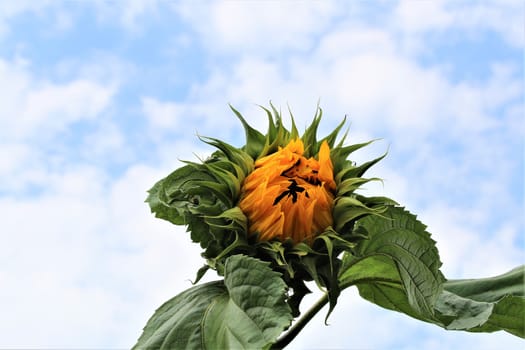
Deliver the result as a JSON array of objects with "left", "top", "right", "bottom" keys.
[{"left": 239, "top": 138, "right": 335, "bottom": 245}]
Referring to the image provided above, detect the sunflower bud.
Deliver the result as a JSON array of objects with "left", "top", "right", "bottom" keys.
[{"left": 146, "top": 103, "right": 394, "bottom": 314}]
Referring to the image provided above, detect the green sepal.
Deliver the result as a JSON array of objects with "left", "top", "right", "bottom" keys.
[
  {"left": 312, "top": 233, "right": 341, "bottom": 323},
  {"left": 333, "top": 196, "right": 388, "bottom": 233},
  {"left": 205, "top": 206, "right": 248, "bottom": 232},
  {"left": 199, "top": 160, "right": 244, "bottom": 200},
  {"left": 331, "top": 140, "right": 377, "bottom": 176},
  {"left": 337, "top": 177, "right": 382, "bottom": 197},
  {"left": 337, "top": 152, "right": 387, "bottom": 181},
  {"left": 355, "top": 195, "right": 399, "bottom": 207},
  {"left": 192, "top": 180, "right": 233, "bottom": 207},
  {"left": 257, "top": 105, "right": 289, "bottom": 158},
  {"left": 229, "top": 104, "right": 266, "bottom": 159},
  {"left": 198, "top": 135, "right": 254, "bottom": 175},
  {"left": 320, "top": 115, "right": 348, "bottom": 149},
  {"left": 286, "top": 104, "right": 300, "bottom": 140},
  {"left": 192, "top": 264, "right": 211, "bottom": 284},
  {"left": 301, "top": 107, "right": 323, "bottom": 158}
]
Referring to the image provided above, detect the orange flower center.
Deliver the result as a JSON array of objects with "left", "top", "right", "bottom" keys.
[{"left": 238, "top": 139, "right": 336, "bottom": 244}]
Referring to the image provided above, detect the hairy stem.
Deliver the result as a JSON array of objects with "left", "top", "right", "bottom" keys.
[
  {"left": 271, "top": 277, "right": 398, "bottom": 349},
  {"left": 271, "top": 293, "right": 329, "bottom": 349}
]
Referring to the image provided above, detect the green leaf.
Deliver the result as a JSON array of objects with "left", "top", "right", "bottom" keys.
[
  {"left": 133, "top": 255, "right": 292, "bottom": 350},
  {"left": 339, "top": 254, "right": 436, "bottom": 323},
  {"left": 339, "top": 208, "right": 524, "bottom": 338},
  {"left": 443, "top": 265, "right": 524, "bottom": 302},
  {"left": 339, "top": 207, "right": 444, "bottom": 321},
  {"left": 435, "top": 266, "right": 525, "bottom": 337},
  {"left": 145, "top": 176, "right": 184, "bottom": 225},
  {"left": 133, "top": 281, "right": 224, "bottom": 350},
  {"left": 146, "top": 164, "right": 214, "bottom": 225},
  {"left": 469, "top": 295, "right": 524, "bottom": 337}
]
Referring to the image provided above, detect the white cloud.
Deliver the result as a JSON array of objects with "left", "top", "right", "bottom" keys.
[
  {"left": 141, "top": 96, "right": 181, "bottom": 130},
  {"left": 393, "top": 0, "right": 453, "bottom": 34},
  {"left": 53, "top": 53, "right": 135, "bottom": 84},
  {"left": 0, "top": 164, "right": 204, "bottom": 347},
  {"left": 0, "top": 167, "right": 108, "bottom": 346},
  {"left": 0, "top": 1, "right": 165, "bottom": 38},
  {"left": 320, "top": 53, "right": 448, "bottom": 133},
  {"left": 316, "top": 25, "right": 396, "bottom": 57},
  {"left": 140, "top": 94, "right": 249, "bottom": 150},
  {"left": 91, "top": 0, "right": 159, "bottom": 33},
  {"left": 175, "top": 1, "right": 339, "bottom": 54},
  {"left": 0, "top": 58, "right": 116, "bottom": 142},
  {"left": 419, "top": 204, "right": 523, "bottom": 279},
  {"left": 52, "top": 9, "right": 73, "bottom": 32},
  {"left": 0, "top": 1, "right": 52, "bottom": 38},
  {"left": 175, "top": 1, "right": 523, "bottom": 58},
  {"left": 20, "top": 79, "right": 114, "bottom": 134},
  {"left": 392, "top": 0, "right": 524, "bottom": 49},
  {"left": 170, "top": 42, "right": 521, "bottom": 150},
  {"left": 81, "top": 120, "right": 129, "bottom": 163},
  {"left": 0, "top": 57, "right": 120, "bottom": 194},
  {"left": 120, "top": 0, "right": 159, "bottom": 31},
  {"left": 0, "top": 143, "right": 31, "bottom": 178},
  {"left": 0, "top": 2, "right": 86, "bottom": 41}
]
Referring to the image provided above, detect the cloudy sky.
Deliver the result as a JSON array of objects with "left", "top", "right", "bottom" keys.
[{"left": 0, "top": 1, "right": 523, "bottom": 349}]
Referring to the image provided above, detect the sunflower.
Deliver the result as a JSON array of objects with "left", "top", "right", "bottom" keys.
[{"left": 146, "top": 103, "right": 394, "bottom": 315}]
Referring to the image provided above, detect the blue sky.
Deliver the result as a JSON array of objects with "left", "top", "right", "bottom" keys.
[{"left": 0, "top": 1, "right": 523, "bottom": 349}]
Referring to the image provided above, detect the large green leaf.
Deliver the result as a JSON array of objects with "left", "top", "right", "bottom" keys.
[
  {"left": 339, "top": 207, "right": 524, "bottom": 338},
  {"left": 133, "top": 254, "right": 292, "bottom": 350},
  {"left": 435, "top": 266, "right": 525, "bottom": 337},
  {"left": 339, "top": 207, "right": 444, "bottom": 321},
  {"left": 339, "top": 254, "right": 434, "bottom": 322}
]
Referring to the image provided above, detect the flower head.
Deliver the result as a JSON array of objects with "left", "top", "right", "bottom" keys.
[
  {"left": 239, "top": 138, "right": 335, "bottom": 244},
  {"left": 146, "top": 103, "right": 393, "bottom": 315}
]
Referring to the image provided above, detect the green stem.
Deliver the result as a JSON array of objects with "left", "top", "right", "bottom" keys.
[
  {"left": 271, "top": 276, "right": 399, "bottom": 349},
  {"left": 271, "top": 293, "right": 329, "bottom": 349}
]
